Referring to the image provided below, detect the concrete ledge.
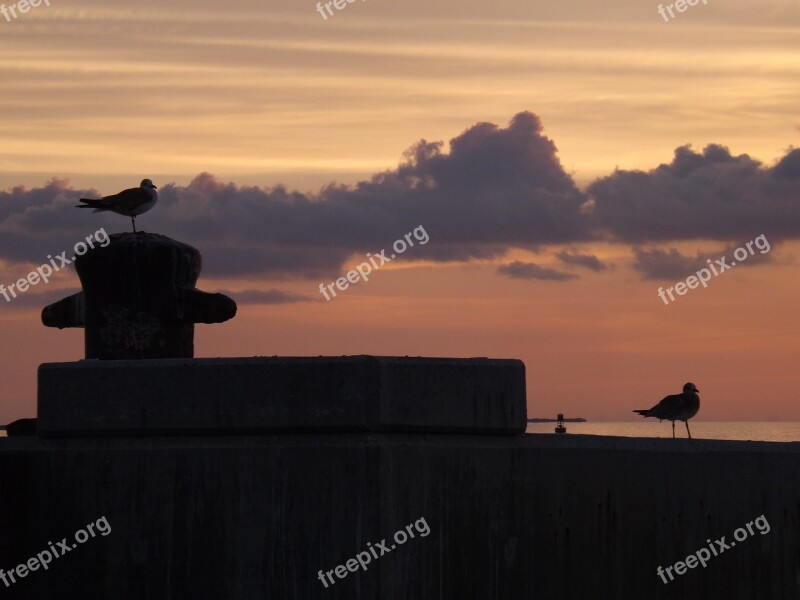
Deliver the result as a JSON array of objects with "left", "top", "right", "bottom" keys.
[
  {"left": 0, "top": 433, "right": 797, "bottom": 598},
  {"left": 37, "top": 355, "right": 526, "bottom": 437}
]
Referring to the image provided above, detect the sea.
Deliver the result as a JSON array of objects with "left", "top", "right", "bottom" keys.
[{"left": 525, "top": 422, "right": 800, "bottom": 442}]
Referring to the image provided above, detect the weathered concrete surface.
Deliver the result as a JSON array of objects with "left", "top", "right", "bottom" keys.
[
  {"left": 0, "top": 434, "right": 798, "bottom": 599},
  {"left": 5, "top": 419, "right": 36, "bottom": 437},
  {"left": 37, "top": 356, "right": 527, "bottom": 436},
  {"left": 41, "top": 233, "right": 236, "bottom": 359}
]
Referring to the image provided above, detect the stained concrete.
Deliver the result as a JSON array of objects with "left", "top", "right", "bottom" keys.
[
  {"left": 41, "top": 233, "right": 236, "bottom": 359},
  {"left": 37, "top": 356, "right": 527, "bottom": 436},
  {"left": 0, "top": 433, "right": 798, "bottom": 599}
]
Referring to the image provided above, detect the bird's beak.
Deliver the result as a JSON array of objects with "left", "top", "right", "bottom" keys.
[{"left": 152, "top": 185, "right": 158, "bottom": 189}]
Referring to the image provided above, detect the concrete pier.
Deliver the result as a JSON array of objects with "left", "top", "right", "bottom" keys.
[
  {"left": 36, "top": 356, "right": 527, "bottom": 436},
  {"left": 0, "top": 355, "right": 798, "bottom": 599},
  {"left": 0, "top": 432, "right": 798, "bottom": 599}
]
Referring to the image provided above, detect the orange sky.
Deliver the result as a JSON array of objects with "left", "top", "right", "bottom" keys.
[{"left": 1, "top": 0, "right": 799, "bottom": 423}]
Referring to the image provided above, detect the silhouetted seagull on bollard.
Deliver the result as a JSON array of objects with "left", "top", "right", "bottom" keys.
[
  {"left": 76, "top": 179, "right": 158, "bottom": 233},
  {"left": 633, "top": 382, "right": 700, "bottom": 438}
]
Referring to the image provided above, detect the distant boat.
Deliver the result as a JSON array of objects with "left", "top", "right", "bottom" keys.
[{"left": 527, "top": 417, "right": 586, "bottom": 423}]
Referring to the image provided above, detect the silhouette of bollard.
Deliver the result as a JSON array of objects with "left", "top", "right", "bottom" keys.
[{"left": 42, "top": 233, "right": 236, "bottom": 359}]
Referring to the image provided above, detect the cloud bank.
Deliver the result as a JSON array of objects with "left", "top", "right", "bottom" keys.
[{"left": 1, "top": 112, "right": 797, "bottom": 302}]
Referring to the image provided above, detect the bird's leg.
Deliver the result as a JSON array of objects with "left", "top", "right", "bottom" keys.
[
  {"left": 132, "top": 216, "right": 137, "bottom": 234},
  {"left": 671, "top": 421, "right": 675, "bottom": 438},
  {"left": 685, "top": 421, "right": 692, "bottom": 439}
]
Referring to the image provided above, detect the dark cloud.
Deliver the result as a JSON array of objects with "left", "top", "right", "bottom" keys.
[
  {"left": 772, "top": 148, "right": 800, "bottom": 179},
  {"left": 497, "top": 261, "right": 578, "bottom": 281},
  {"left": 0, "top": 179, "right": 100, "bottom": 264},
  {"left": 589, "top": 144, "right": 800, "bottom": 243},
  {"left": 633, "top": 238, "right": 774, "bottom": 280},
  {"left": 149, "top": 112, "right": 588, "bottom": 277},
  {"left": 0, "top": 114, "right": 797, "bottom": 287},
  {"left": 0, "top": 179, "right": 69, "bottom": 223},
  {"left": 555, "top": 251, "right": 608, "bottom": 271},
  {"left": 632, "top": 248, "right": 709, "bottom": 280},
  {"left": 217, "top": 288, "right": 314, "bottom": 305},
  {"left": 0, "top": 112, "right": 589, "bottom": 280}
]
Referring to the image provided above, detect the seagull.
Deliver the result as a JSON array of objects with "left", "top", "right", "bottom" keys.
[
  {"left": 633, "top": 382, "right": 700, "bottom": 438},
  {"left": 75, "top": 179, "right": 158, "bottom": 233}
]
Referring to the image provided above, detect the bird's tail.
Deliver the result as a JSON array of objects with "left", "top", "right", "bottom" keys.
[
  {"left": 75, "top": 199, "right": 107, "bottom": 212},
  {"left": 633, "top": 409, "right": 650, "bottom": 417}
]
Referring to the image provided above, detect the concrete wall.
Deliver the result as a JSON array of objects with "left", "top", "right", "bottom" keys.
[
  {"left": 0, "top": 433, "right": 798, "bottom": 599},
  {"left": 37, "top": 357, "right": 527, "bottom": 436}
]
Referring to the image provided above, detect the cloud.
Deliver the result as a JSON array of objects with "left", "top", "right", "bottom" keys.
[
  {"left": 631, "top": 248, "right": 709, "bottom": 280},
  {"left": 632, "top": 240, "right": 774, "bottom": 280},
  {"left": 0, "top": 114, "right": 798, "bottom": 288},
  {"left": 772, "top": 148, "right": 800, "bottom": 179},
  {"left": 555, "top": 251, "right": 608, "bottom": 271},
  {"left": 217, "top": 288, "right": 314, "bottom": 305},
  {"left": 589, "top": 144, "right": 800, "bottom": 243},
  {"left": 0, "top": 112, "right": 590, "bottom": 280},
  {"left": 497, "top": 261, "right": 578, "bottom": 281}
]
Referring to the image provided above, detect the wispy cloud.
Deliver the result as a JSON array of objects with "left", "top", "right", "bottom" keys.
[
  {"left": 217, "top": 288, "right": 314, "bottom": 305},
  {"left": 632, "top": 242, "right": 774, "bottom": 280},
  {"left": 555, "top": 251, "right": 608, "bottom": 271},
  {"left": 497, "top": 261, "right": 578, "bottom": 281}
]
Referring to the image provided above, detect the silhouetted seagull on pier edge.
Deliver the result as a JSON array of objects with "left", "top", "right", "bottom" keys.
[
  {"left": 76, "top": 179, "right": 158, "bottom": 233},
  {"left": 633, "top": 382, "right": 700, "bottom": 438}
]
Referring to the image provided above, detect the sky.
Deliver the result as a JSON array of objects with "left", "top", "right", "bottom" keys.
[{"left": 1, "top": 0, "right": 799, "bottom": 423}]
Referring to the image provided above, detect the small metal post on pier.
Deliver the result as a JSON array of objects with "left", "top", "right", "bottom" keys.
[{"left": 555, "top": 413, "right": 566, "bottom": 434}]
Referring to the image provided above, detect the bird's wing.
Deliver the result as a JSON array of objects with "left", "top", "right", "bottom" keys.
[
  {"left": 79, "top": 187, "right": 148, "bottom": 210},
  {"left": 655, "top": 393, "right": 686, "bottom": 413}
]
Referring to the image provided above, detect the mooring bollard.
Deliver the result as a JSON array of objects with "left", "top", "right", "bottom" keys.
[{"left": 42, "top": 233, "right": 236, "bottom": 359}]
